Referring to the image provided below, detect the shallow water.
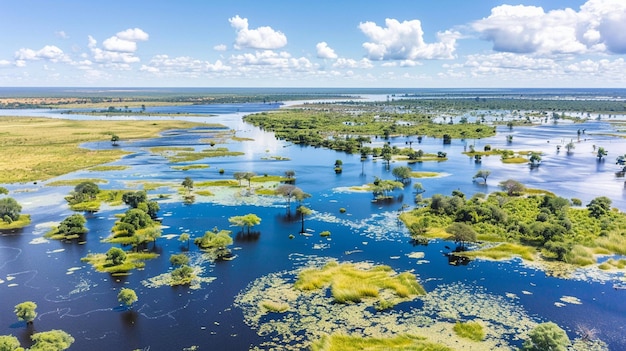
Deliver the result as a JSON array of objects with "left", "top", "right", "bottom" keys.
[{"left": 1, "top": 95, "right": 626, "bottom": 350}]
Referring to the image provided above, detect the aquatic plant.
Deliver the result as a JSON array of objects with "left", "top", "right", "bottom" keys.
[{"left": 453, "top": 321, "right": 485, "bottom": 341}]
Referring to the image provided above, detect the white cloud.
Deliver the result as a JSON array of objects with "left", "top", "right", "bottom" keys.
[
  {"left": 214, "top": 44, "right": 227, "bottom": 51},
  {"left": 316, "top": 42, "right": 337, "bottom": 59},
  {"left": 55, "top": 31, "right": 69, "bottom": 39},
  {"left": 103, "top": 36, "right": 137, "bottom": 53},
  {"left": 0, "top": 60, "right": 11, "bottom": 67},
  {"left": 142, "top": 54, "right": 231, "bottom": 75},
  {"left": 116, "top": 28, "right": 149, "bottom": 41},
  {"left": 229, "top": 15, "right": 287, "bottom": 50},
  {"left": 332, "top": 58, "right": 373, "bottom": 69},
  {"left": 88, "top": 29, "right": 147, "bottom": 65},
  {"left": 472, "top": 0, "right": 626, "bottom": 55},
  {"left": 14, "top": 45, "right": 69, "bottom": 63},
  {"left": 359, "top": 18, "right": 458, "bottom": 60}
]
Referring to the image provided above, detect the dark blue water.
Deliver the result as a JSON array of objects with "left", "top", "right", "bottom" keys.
[{"left": 2, "top": 91, "right": 626, "bottom": 350}]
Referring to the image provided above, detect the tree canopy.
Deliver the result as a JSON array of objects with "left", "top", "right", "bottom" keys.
[
  {"left": 106, "top": 247, "right": 126, "bottom": 266},
  {"left": 0, "top": 335, "right": 21, "bottom": 351},
  {"left": 522, "top": 322, "right": 570, "bottom": 351},
  {"left": 0, "top": 197, "right": 22, "bottom": 223},
  {"left": 391, "top": 166, "right": 412, "bottom": 183},
  {"left": 14, "top": 301, "right": 37, "bottom": 324},
  {"left": 117, "top": 288, "right": 138, "bottom": 308},
  {"left": 30, "top": 330, "right": 75, "bottom": 351},
  {"left": 229, "top": 213, "right": 262, "bottom": 234},
  {"left": 499, "top": 179, "right": 525, "bottom": 196}
]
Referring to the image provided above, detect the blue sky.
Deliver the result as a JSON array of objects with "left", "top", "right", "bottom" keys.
[{"left": 0, "top": 0, "right": 624, "bottom": 88}]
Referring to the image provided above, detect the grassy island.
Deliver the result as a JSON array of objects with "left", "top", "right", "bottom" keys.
[
  {"left": 0, "top": 117, "right": 204, "bottom": 184},
  {"left": 401, "top": 185, "right": 626, "bottom": 270}
]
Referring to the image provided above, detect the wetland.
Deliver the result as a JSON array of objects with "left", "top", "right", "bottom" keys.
[{"left": 1, "top": 87, "right": 626, "bottom": 350}]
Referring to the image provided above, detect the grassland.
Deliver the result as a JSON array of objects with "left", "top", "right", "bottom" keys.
[
  {"left": 81, "top": 252, "right": 158, "bottom": 274},
  {"left": 310, "top": 334, "right": 452, "bottom": 351},
  {"left": 294, "top": 261, "right": 425, "bottom": 309},
  {"left": 0, "top": 117, "right": 203, "bottom": 184}
]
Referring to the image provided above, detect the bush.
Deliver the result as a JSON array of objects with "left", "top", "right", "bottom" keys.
[
  {"left": 339, "top": 208, "right": 346, "bottom": 213},
  {"left": 0, "top": 197, "right": 21, "bottom": 222},
  {"left": 522, "top": 322, "right": 570, "bottom": 351}
]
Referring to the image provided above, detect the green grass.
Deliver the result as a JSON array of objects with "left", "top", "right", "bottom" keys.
[
  {"left": 195, "top": 190, "right": 214, "bottom": 196},
  {"left": 195, "top": 180, "right": 239, "bottom": 187},
  {"left": 0, "top": 215, "right": 31, "bottom": 229},
  {"left": 250, "top": 175, "right": 290, "bottom": 183},
  {"left": 294, "top": 261, "right": 425, "bottom": 307},
  {"left": 501, "top": 157, "right": 528, "bottom": 164},
  {"left": 453, "top": 321, "right": 485, "bottom": 341},
  {"left": 171, "top": 164, "right": 209, "bottom": 170},
  {"left": 88, "top": 165, "right": 129, "bottom": 171},
  {"left": 410, "top": 171, "right": 442, "bottom": 178},
  {"left": 150, "top": 147, "right": 244, "bottom": 162},
  {"left": 81, "top": 251, "right": 158, "bottom": 273},
  {"left": 459, "top": 243, "right": 536, "bottom": 261},
  {"left": 310, "top": 334, "right": 453, "bottom": 351},
  {"left": 0, "top": 117, "right": 203, "bottom": 183},
  {"left": 47, "top": 178, "right": 108, "bottom": 186}
]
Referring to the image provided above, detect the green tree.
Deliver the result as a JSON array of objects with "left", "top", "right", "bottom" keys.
[
  {"left": 293, "top": 188, "right": 312, "bottom": 205},
  {"left": 297, "top": 205, "right": 312, "bottom": 234},
  {"left": 284, "top": 170, "right": 296, "bottom": 179},
  {"left": 473, "top": 170, "right": 491, "bottom": 184},
  {"left": 171, "top": 265, "right": 194, "bottom": 284},
  {"left": 30, "top": 330, "right": 74, "bottom": 351},
  {"left": 111, "top": 134, "right": 120, "bottom": 146},
  {"left": 597, "top": 147, "right": 607, "bottom": 160},
  {"left": 334, "top": 159, "right": 343, "bottom": 174},
  {"left": 0, "top": 197, "right": 22, "bottom": 223},
  {"left": 587, "top": 196, "right": 612, "bottom": 218},
  {"left": 499, "top": 179, "right": 525, "bottom": 196},
  {"left": 117, "top": 288, "right": 138, "bottom": 308},
  {"left": 529, "top": 152, "right": 542, "bottom": 166},
  {"left": 391, "top": 166, "right": 412, "bottom": 183},
  {"left": 0, "top": 186, "right": 8, "bottom": 195},
  {"left": 170, "top": 253, "right": 189, "bottom": 266},
  {"left": 381, "top": 144, "right": 392, "bottom": 169},
  {"left": 120, "top": 208, "right": 153, "bottom": 230},
  {"left": 122, "top": 191, "right": 147, "bottom": 208},
  {"left": 144, "top": 226, "right": 162, "bottom": 249},
  {"left": 194, "top": 229, "right": 233, "bottom": 258},
  {"left": 74, "top": 181, "right": 100, "bottom": 199},
  {"left": 14, "top": 301, "right": 37, "bottom": 324},
  {"left": 522, "top": 322, "right": 570, "bottom": 351},
  {"left": 54, "top": 214, "right": 88, "bottom": 238},
  {"left": 372, "top": 177, "right": 404, "bottom": 200},
  {"left": 565, "top": 141, "right": 575, "bottom": 153},
  {"left": 0, "top": 335, "right": 22, "bottom": 351},
  {"left": 179, "top": 233, "right": 190, "bottom": 250},
  {"left": 106, "top": 247, "right": 126, "bottom": 265},
  {"left": 446, "top": 222, "right": 477, "bottom": 247},
  {"left": 228, "top": 213, "right": 262, "bottom": 234},
  {"left": 182, "top": 177, "right": 194, "bottom": 195}
]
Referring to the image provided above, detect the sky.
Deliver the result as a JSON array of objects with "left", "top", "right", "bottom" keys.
[{"left": 0, "top": 0, "right": 625, "bottom": 88}]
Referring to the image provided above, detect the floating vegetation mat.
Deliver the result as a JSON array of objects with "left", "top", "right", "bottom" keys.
[{"left": 234, "top": 255, "right": 543, "bottom": 350}]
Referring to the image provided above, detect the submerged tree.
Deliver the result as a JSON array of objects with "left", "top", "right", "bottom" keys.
[
  {"left": 14, "top": 301, "right": 37, "bottom": 325},
  {"left": 111, "top": 134, "right": 120, "bottom": 146},
  {"left": 391, "top": 166, "right": 412, "bottom": 183},
  {"left": 182, "top": 177, "right": 194, "bottom": 195},
  {"left": 472, "top": 170, "right": 491, "bottom": 184},
  {"left": 179, "top": 233, "right": 190, "bottom": 250},
  {"left": 297, "top": 205, "right": 312, "bottom": 234},
  {"left": 117, "top": 288, "right": 138, "bottom": 309},
  {"left": 194, "top": 228, "right": 233, "bottom": 258},
  {"left": 229, "top": 213, "right": 262, "bottom": 234},
  {"left": 597, "top": 147, "right": 608, "bottom": 160},
  {"left": 565, "top": 141, "right": 575, "bottom": 153}
]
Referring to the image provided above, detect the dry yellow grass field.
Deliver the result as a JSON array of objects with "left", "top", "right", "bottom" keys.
[{"left": 0, "top": 116, "right": 203, "bottom": 184}]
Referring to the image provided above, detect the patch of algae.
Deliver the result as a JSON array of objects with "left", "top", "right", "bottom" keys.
[{"left": 234, "top": 255, "right": 541, "bottom": 351}]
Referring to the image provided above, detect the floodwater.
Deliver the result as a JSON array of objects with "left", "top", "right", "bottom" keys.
[{"left": 1, "top": 97, "right": 626, "bottom": 350}]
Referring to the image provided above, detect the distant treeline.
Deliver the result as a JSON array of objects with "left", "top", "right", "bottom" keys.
[
  {"left": 0, "top": 93, "right": 350, "bottom": 109},
  {"left": 373, "top": 98, "right": 626, "bottom": 114}
]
